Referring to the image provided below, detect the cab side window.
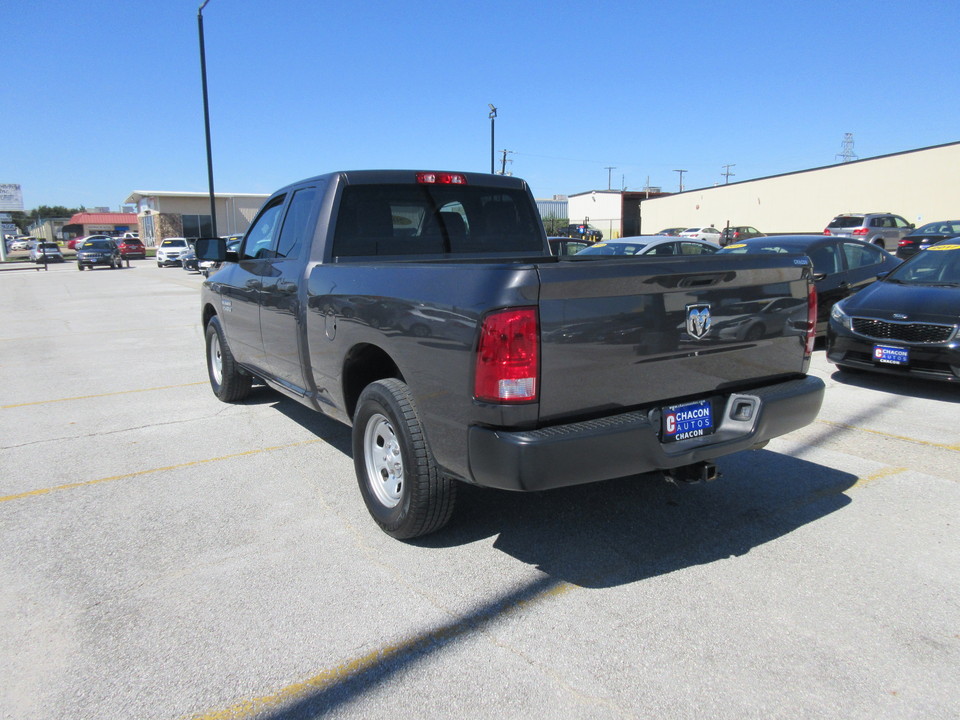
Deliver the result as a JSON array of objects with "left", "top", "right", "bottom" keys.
[
  {"left": 276, "top": 187, "right": 317, "bottom": 259},
  {"left": 241, "top": 195, "right": 286, "bottom": 260}
]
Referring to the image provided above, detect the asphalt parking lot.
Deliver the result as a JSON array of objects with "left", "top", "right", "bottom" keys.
[{"left": 1, "top": 260, "right": 958, "bottom": 720}]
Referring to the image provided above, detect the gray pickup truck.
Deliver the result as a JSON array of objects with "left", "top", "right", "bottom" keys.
[{"left": 196, "top": 170, "right": 824, "bottom": 539}]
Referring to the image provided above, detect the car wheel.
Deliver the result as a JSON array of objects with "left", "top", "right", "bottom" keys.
[
  {"left": 77, "top": 263, "right": 84, "bottom": 271},
  {"left": 352, "top": 378, "right": 456, "bottom": 539},
  {"left": 205, "top": 316, "right": 252, "bottom": 403},
  {"left": 744, "top": 324, "right": 764, "bottom": 341},
  {"left": 157, "top": 261, "right": 163, "bottom": 267},
  {"left": 872, "top": 238, "right": 885, "bottom": 249}
]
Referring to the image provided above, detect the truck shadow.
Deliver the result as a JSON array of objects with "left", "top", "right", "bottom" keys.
[
  {"left": 422, "top": 449, "right": 857, "bottom": 589},
  {"left": 268, "top": 388, "right": 855, "bottom": 589}
]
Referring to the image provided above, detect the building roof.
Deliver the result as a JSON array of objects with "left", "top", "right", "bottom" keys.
[
  {"left": 65, "top": 212, "right": 138, "bottom": 225},
  {"left": 124, "top": 190, "right": 270, "bottom": 204}
]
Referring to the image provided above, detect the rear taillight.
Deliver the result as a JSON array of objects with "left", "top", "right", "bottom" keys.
[
  {"left": 416, "top": 172, "right": 467, "bottom": 185},
  {"left": 474, "top": 307, "right": 539, "bottom": 403},
  {"left": 823, "top": 229, "right": 831, "bottom": 235},
  {"left": 898, "top": 239, "right": 912, "bottom": 247},
  {"left": 852, "top": 228, "right": 869, "bottom": 236},
  {"left": 806, "top": 285, "right": 818, "bottom": 355}
]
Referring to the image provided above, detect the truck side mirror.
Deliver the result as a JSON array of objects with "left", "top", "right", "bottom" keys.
[{"left": 195, "top": 237, "right": 227, "bottom": 261}]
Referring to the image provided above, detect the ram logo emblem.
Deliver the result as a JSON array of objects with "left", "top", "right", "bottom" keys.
[{"left": 686, "top": 304, "right": 712, "bottom": 340}]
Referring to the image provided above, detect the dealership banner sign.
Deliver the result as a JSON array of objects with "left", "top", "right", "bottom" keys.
[{"left": 0, "top": 184, "right": 24, "bottom": 211}]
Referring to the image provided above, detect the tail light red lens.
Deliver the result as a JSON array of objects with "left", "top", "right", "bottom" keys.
[
  {"left": 823, "top": 229, "right": 831, "bottom": 235},
  {"left": 416, "top": 172, "right": 467, "bottom": 185},
  {"left": 806, "top": 285, "right": 818, "bottom": 355},
  {"left": 852, "top": 228, "right": 869, "bottom": 236},
  {"left": 474, "top": 307, "right": 539, "bottom": 403},
  {"left": 898, "top": 239, "right": 911, "bottom": 247}
]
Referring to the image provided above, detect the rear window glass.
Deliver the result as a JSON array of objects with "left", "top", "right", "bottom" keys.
[
  {"left": 829, "top": 216, "right": 864, "bottom": 228},
  {"left": 332, "top": 184, "right": 543, "bottom": 257}
]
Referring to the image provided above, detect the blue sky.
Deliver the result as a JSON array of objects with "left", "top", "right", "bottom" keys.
[{"left": 4, "top": 0, "right": 958, "bottom": 210}]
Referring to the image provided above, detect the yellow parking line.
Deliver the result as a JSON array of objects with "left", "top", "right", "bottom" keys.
[
  {"left": 184, "top": 578, "right": 577, "bottom": 720},
  {"left": 1, "top": 382, "right": 208, "bottom": 409},
  {"left": 0, "top": 439, "right": 323, "bottom": 504},
  {"left": 852, "top": 466, "right": 909, "bottom": 490},
  {"left": 816, "top": 419, "right": 960, "bottom": 452}
]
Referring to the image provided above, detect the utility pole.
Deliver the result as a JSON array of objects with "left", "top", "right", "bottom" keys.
[
  {"left": 499, "top": 149, "right": 514, "bottom": 175},
  {"left": 673, "top": 169, "right": 687, "bottom": 192},
  {"left": 488, "top": 105, "right": 497, "bottom": 174},
  {"left": 722, "top": 164, "right": 736, "bottom": 184},
  {"left": 604, "top": 166, "right": 617, "bottom": 191}
]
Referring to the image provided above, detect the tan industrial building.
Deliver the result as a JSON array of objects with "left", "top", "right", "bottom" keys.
[
  {"left": 123, "top": 191, "right": 269, "bottom": 247},
  {"left": 569, "top": 141, "right": 960, "bottom": 239}
]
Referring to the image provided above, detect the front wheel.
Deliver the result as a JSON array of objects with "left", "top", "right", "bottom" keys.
[
  {"left": 205, "top": 316, "right": 252, "bottom": 402},
  {"left": 352, "top": 379, "right": 456, "bottom": 539},
  {"left": 77, "top": 263, "right": 84, "bottom": 271}
]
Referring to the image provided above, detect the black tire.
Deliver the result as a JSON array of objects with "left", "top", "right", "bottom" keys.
[
  {"left": 205, "top": 316, "right": 252, "bottom": 402},
  {"left": 77, "top": 263, "right": 83, "bottom": 271},
  {"left": 352, "top": 379, "right": 456, "bottom": 539}
]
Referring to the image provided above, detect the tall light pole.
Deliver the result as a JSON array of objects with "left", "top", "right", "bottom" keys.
[
  {"left": 488, "top": 104, "right": 497, "bottom": 174},
  {"left": 673, "top": 169, "right": 687, "bottom": 192},
  {"left": 198, "top": 0, "right": 217, "bottom": 237}
]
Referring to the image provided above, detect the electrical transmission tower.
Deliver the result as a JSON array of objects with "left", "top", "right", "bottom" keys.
[
  {"left": 721, "top": 164, "right": 736, "bottom": 184},
  {"left": 836, "top": 133, "right": 859, "bottom": 162}
]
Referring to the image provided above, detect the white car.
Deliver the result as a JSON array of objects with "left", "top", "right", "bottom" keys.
[
  {"left": 573, "top": 235, "right": 721, "bottom": 257},
  {"left": 680, "top": 227, "right": 723, "bottom": 244},
  {"left": 28, "top": 241, "right": 64, "bottom": 263},
  {"left": 156, "top": 237, "right": 189, "bottom": 267}
]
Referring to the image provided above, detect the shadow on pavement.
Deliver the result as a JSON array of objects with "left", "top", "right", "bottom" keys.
[{"left": 216, "top": 390, "right": 857, "bottom": 720}]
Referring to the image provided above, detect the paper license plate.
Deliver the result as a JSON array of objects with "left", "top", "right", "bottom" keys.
[
  {"left": 873, "top": 345, "right": 909, "bottom": 365},
  {"left": 662, "top": 400, "right": 714, "bottom": 443}
]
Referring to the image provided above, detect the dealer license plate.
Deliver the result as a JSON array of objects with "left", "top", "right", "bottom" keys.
[
  {"left": 661, "top": 399, "right": 714, "bottom": 443},
  {"left": 873, "top": 344, "right": 909, "bottom": 365}
]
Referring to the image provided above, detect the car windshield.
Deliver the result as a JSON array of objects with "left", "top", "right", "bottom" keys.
[
  {"left": 720, "top": 242, "right": 801, "bottom": 254},
  {"left": 907, "top": 221, "right": 960, "bottom": 237},
  {"left": 576, "top": 242, "right": 653, "bottom": 256},
  {"left": 886, "top": 244, "right": 960, "bottom": 285},
  {"left": 162, "top": 239, "right": 187, "bottom": 247},
  {"left": 83, "top": 240, "right": 113, "bottom": 249},
  {"left": 829, "top": 216, "right": 864, "bottom": 228}
]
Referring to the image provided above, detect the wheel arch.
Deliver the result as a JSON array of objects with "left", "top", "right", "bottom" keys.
[{"left": 342, "top": 343, "right": 404, "bottom": 422}]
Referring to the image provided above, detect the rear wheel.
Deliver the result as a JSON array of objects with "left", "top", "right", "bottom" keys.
[
  {"left": 352, "top": 379, "right": 456, "bottom": 539},
  {"left": 205, "top": 316, "right": 252, "bottom": 402}
]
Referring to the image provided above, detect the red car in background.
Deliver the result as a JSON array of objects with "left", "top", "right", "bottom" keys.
[{"left": 116, "top": 237, "right": 146, "bottom": 259}]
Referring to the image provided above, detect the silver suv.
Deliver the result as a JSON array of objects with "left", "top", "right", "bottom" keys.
[{"left": 823, "top": 212, "right": 914, "bottom": 250}]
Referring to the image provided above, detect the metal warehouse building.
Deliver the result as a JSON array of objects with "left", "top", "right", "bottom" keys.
[{"left": 568, "top": 141, "right": 960, "bottom": 239}]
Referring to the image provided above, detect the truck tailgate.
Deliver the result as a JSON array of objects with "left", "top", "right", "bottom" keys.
[{"left": 536, "top": 254, "right": 811, "bottom": 423}]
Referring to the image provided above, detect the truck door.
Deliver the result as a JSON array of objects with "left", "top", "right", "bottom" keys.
[
  {"left": 258, "top": 185, "right": 320, "bottom": 393},
  {"left": 220, "top": 193, "right": 288, "bottom": 372}
]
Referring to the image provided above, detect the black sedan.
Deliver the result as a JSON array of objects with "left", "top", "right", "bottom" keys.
[
  {"left": 76, "top": 238, "right": 123, "bottom": 270},
  {"left": 895, "top": 220, "right": 960, "bottom": 259},
  {"left": 720, "top": 235, "right": 901, "bottom": 334},
  {"left": 827, "top": 241, "right": 960, "bottom": 382}
]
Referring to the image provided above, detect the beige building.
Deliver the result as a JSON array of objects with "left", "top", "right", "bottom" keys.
[
  {"left": 123, "top": 191, "right": 269, "bottom": 247},
  {"left": 569, "top": 141, "right": 960, "bottom": 238}
]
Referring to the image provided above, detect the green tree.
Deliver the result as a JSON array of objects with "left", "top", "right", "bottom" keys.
[
  {"left": 11, "top": 206, "right": 85, "bottom": 233},
  {"left": 541, "top": 215, "right": 569, "bottom": 236}
]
